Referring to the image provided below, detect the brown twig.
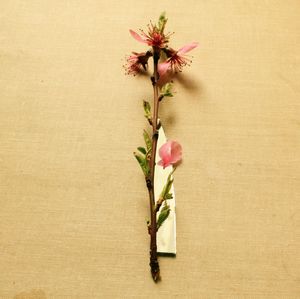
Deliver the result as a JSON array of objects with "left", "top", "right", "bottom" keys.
[{"left": 146, "top": 47, "right": 161, "bottom": 282}]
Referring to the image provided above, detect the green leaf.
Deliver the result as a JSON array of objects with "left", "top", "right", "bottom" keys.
[
  {"left": 134, "top": 152, "right": 144, "bottom": 166},
  {"left": 157, "top": 203, "right": 170, "bottom": 230},
  {"left": 137, "top": 146, "right": 147, "bottom": 155},
  {"left": 158, "top": 12, "right": 167, "bottom": 33},
  {"left": 158, "top": 168, "right": 176, "bottom": 207},
  {"left": 143, "top": 100, "right": 152, "bottom": 124},
  {"left": 133, "top": 152, "right": 150, "bottom": 176},
  {"left": 143, "top": 100, "right": 151, "bottom": 117},
  {"left": 165, "top": 178, "right": 173, "bottom": 194},
  {"left": 143, "top": 130, "right": 152, "bottom": 151},
  {"left": 160, "top": 177, "right": 173, "bottom": 200},
  {"left": 161, "top": 82, "right": 174, "bottom": 98},
  {"left": 165, "top": 193, "right": 173, "bottom": 200}
]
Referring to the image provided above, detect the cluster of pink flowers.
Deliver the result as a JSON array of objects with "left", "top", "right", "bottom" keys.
[
  {"left": 124, "top": 21, "right": 198, "bottom": 79},
  {"left": 125, "top": 16, "right": 198, "bottom": 169}
]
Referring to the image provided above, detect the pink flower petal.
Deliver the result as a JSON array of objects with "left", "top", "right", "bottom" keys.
[
  {"left": 158, "top": 61, "right": 171, "bottom": 77},
  {"left": 177, "top": 42, "right": 199, "bottom": 55},
  {"left": 159, "top": 140, "right": 171, "bottom": 157},
  {"left": 129, "top": 29, "right": 148, "bottom": 44},
  {"left": 157, "top": 160, "right": 166, "bottom": 167},
  {"left": 158, "top": 140, "right": 182, "bottom": 169},
  {"left": 170, "top": 142, "right": 182, "bottom": 164}
]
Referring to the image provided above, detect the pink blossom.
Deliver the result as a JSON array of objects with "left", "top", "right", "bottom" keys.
[
  {"left": 124, "top": 51, "right": 152, "bottom": 76},
  {"left": 129, "top": 23, "right": 170, "bottom": 48},
  {"left": 158, "top": 140, "right": 182, "bottom": 169},
  {"left": 158, "top": 42, "right": 198, "bottom": 77}
]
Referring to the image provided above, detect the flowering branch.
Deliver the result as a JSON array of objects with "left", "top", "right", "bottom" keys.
[
  {"left": 147, "top": 47, "right": 161, "bottom": 281},
  {"left": 125, "top": 12, "right": 198, "bottom": 282}
]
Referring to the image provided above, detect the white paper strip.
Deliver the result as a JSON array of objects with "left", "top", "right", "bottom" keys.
[{"left": 154, "top": 125, "right": 176, "bottom": 255}]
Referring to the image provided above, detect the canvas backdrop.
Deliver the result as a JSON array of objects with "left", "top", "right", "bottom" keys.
[{"left": 0, "top": 1, "right": 299, "bottom": 298}]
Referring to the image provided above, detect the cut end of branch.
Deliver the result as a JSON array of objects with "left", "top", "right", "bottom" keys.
[
  {"left": 152, "top": 270, "right": 160, "bottom": 283},
  {"left": 150, "top": 260, "right": 161, "bottom": 282}
]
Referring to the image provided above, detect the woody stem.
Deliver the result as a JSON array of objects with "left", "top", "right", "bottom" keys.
[{"left": 147, "top": 47, "right": 161, "bottom": 282}]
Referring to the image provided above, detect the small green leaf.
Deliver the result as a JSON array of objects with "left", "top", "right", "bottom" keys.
[
  {"left": 143, "top": 100, "right": 151, "bottom": 117},
  {"left": 160, "top": 177, "right": 173, "bottom": 200},
  {"left": 143, "top": 130, "right": 152, "bottom": 151},
  {"left": 133, "top": 152, "right": 150, "bottom": 176},
  {"left": 134, "top": 152, "right": 144, "bottom": 165},
  {"left": 165, "top": 178, "right": 173, "bottom": 194},
  {"left": 143, "top": 100, "right": 152, "bottom": 124},
  {"left": 158, "top": 168, "right": 176, "bottom": 207},
  {"left": 157, "top": 203, "right": 170, "bottom": 230},
  {"left": 158, "top": 12, "right": 168, "bottom": 33},
  {"left": 165, "top": 193, "right": 173, "bottom": 200},
  {"left": 137, "top": 146, "right": 147, "bottom": 155},
  {"left": 161, "top": 82, "right": 174, "bottom": 98}
]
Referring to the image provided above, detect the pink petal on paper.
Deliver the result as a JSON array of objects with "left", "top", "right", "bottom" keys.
[
  {"left": 157, "top": 159, "right": 165, "bottom": 167},
  {"left": 129, "top": 29, "right": 148, "bottom": 44},
  {"left": 159, "top": 140, "right": 171, "bottom": 157},
  {"left": 158, "top": 140, "right": 182, "bottom": 168},
  {"left": 170, "top": 141, "right": 182, "bottom": 164},
  {"left": 177, "top": 42, "right": 199, "bottom": 55}
]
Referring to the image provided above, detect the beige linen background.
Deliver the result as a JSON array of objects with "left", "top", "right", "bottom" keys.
[{"left": 0, "top": 1, "right": 300, "bottom": 298}]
